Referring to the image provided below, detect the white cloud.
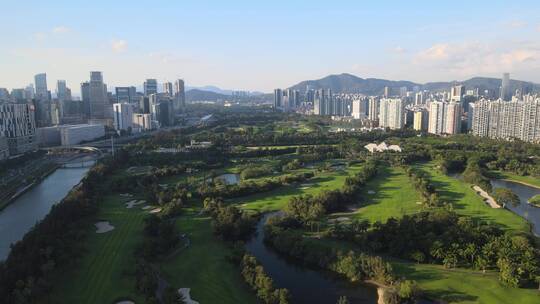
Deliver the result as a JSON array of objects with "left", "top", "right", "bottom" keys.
[
  {"left": 111, "top": 39, "right": 128, "bottom": 53},
  {"left": 52, "top": 26, "right": 70, "bottom": 34},
  {"left": 392, "top": 46, "right": 406, "bottom": 54}
]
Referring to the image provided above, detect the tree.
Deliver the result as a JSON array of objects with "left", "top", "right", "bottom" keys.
[
  {"left": 337, "top": 296, "right": 350, "bottom": 304},
  {"left": 492, "top": 188, "right": 520, "bottom": 207}
]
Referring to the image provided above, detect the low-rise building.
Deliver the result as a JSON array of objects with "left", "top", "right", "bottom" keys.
[{"left": 60, "top": 124, "right": 105, "bottom": 146}]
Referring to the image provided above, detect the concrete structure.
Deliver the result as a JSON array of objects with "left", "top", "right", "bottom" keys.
[
  {"left": 163, "top": 82, "right": 173, "bottom": 96},
  {"left": 0, "top": 103, "right": 37, "bottom": 154},
  {"left": 34, "top": 73, "right": 48, "bottom": 101},
  {"left": 89, "top": 72, "right": 108, "bottom": 119},
  {"left": 368, "top": 97, "right": 379, "bottom": 122},
  {"left": 314, "top": 89, "right": 332, "bottom": 115},
  {"left": 451, "top": 85, "right": 465, "bottom": 102},
  {"left": 144, "top": 79, "right": 158, "bottom": 96},
  {"left": 274, "top": 88, "right": 282, "bottom": 109},
  {"left": 115, "top": 86, "right": 137, "bottom": 104},
  {"left": 413, "top": 109, "right": 429, "bottom": 131},
  {"left": 428, "top": 101, "right": 462, "bottom": 135},
  {"left": 472, "top": 98, "right": 540, "bottom": 142},
  {"left": 133, "top": 113, "right": 152, "bottom": 132},
  {"left": 0, "top": 136, "right": 9, "bottom": 160},
  {"left": 500, "top": 73, "right": 511, "bottom": 101},
  {"left": 37, "top": 126, "right": 62, "bottom": 146},
  {"left": 60, "top": 124, "right": 105, "bottom": 146},
  {"left": 174, "top": 79, "right": 186, "bottom": 112},
  {"left": 379, "top": 98, "right": 404, "bottom": 129},
  {"left": 113, "top": 103, "right": 134, "bottom": 131}
]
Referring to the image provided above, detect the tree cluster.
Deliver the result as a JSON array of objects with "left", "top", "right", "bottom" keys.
[{"left": 241, "top": 254, "right": 290, "bottom": 304}]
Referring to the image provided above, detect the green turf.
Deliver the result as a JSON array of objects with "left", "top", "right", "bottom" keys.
[
  {"left": 51, "top": 194, "right": 146, "bottom": 304},
  {"left": 417, "top": 163, "right": 530, "bottom": 233},
  {"left": 338, "top": 166, "right": 423, "bottom": 223},
  {"left": 158, "top": 208, "right": 258, "bottom": 304},
  {"left": 393, "top": 262, "right": 540, "bottom": 304},
  {"left": 236, "top": 165, "right": 363, "bottom": 212}
]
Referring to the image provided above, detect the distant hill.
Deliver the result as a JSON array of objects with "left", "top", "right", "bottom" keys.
[
  {"left": 288, "top": 73, "right": 540, "bottom": 95},
  {"left": 186, "top": 89, "right": 229, "bottom": 102}
]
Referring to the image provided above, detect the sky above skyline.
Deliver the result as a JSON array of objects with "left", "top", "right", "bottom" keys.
[{"left": 2, "top": 0, "right": 540, "bottom": 94}]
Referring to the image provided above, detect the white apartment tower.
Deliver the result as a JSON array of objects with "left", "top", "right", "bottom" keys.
[{"left": 379, "top": 98, "right": 404, "bottom": 129}]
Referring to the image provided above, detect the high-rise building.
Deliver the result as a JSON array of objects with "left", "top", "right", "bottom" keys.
[
  {"left": 0, "top": 103, "right": 37, "bottom": 154},
  {"left": 150, "top": 96, "right": 174, "bottom": 127},
  {"left": 352, "top": 99, "right": 365, "bottom": 119},
  {"left": 144, "top": 79, "right": 158, "bottom": 96},
  {"left": 89, "top": 72, "right": 108, "bottom": 119},
  {"left": 314, "top": 89, "right": 332, "bottom": 115},
  {"left": 368, "top": 97, "right": 379, "bottom": 121},
  {"left": 399, "top": 86, "right": 408, "bottom": 97},
  {"left": 163, "top": 82, "right": 173, "bottom": 96},
  {"left": 34, "top": 73, "right": 48, "bottom": 101},
  {"left": 451, "top": 85, "right": 465, "bottom": 102},
  {"left": 379, "top": 98, "right": 404, "bottom": 129},
  {"left": 383, "top": 86, "right": 390, "bottom": 98},
  {"left": 113, "top": 103, "right": 134, "bottom": 132},
  {"left": 274, "top": 89, "right": 282, "bottom": 109},
  {"left": 500, "top": 73, "right": 511, "bottom": 101},
  {"left": 115, "top": 86, "right": 137, "bottom": 104},
  {"left": 133, "top": 113, "right": 152, "bottom": 132},
  {"left": 413, "top": 109, "right": 429, "bottom": 131},
  {"left": 174, "top": 79, "right": 186, "bottom": 112},
  {"left": 81, "top": 82, "right": 91, "bottom": 118},
  {"left": 414, "top": 92, "right": 425, "bottom": 105},
  {"left": 139, "top": 96, "right": 150, "bottom": 114},
  {"left": 24, "top": 84, "right": 35, "bottom": 100},
  {"left": 10, "top": 89, "right": 25, "bottom": 101},
  {"left": 428, "top": 101, "right": 462, "bottom": 135}
]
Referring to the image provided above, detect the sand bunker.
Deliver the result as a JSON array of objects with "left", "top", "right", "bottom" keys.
[
  {"left": 126, "top": 200, "right": 146, "bottom": 209},
  {"left": 120, "top": 193, "right": 132, "bottom": 197},
  {"left": 178, "top": 288, "right": 199, "bottom": 304},
  {"left": 95, "top": 221, "right": 115, "bottom": 233},
  {"left": 115, "top": 301, "right": 134, "bottom": 304},
  {"left": 142, "top": 206, "right": 153, "bottom": 210},
  {"left": 149, "top": 208, "right": 162, "bottom": 214},
  {"left": 367, "top": 190, "right": 376, "bottom": 194}
]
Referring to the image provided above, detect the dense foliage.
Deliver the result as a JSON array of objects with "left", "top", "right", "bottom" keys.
[{"left": 241, "top": 254, "right": 290, "bottom": 304}]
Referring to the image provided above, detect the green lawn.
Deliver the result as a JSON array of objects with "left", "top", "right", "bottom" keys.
[
  {"left": 393, "top": 262, "right": 540, "bottom": 304},
  {"left": 338, "top": 166, "right": 423, "bottom": 223},
  {"left": 51, "top": 194, "right": 146, "bottom": 304},
  {"left": 158, "top": 208, "right": 258, "bottom": 304},
  {"left": 490, "top": 171, "right": 540, "bottom": 189},
  {"left": 417, "top": 163, "right": 530, "bottom": 233},
  {"left": 236, "top": 165, "right": 363, "bottom": 212}
]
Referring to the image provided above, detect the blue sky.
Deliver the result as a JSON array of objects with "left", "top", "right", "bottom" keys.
[{"left": 2, "top": 0, "right": 540, "bottom": 94}]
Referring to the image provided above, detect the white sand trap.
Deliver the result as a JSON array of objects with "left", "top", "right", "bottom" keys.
[
  {"left": 95, "top": 221, "right": 115, "bottom": 233},
  {"left": 116, "top": 301, "right": 134, "bottom": 304},
  {"left": 149, "top": 208, "right": 162, "bottom": 214},
  {"left": 126, "top": 200, "right": 146, "bottom": 208},
  {"left": 178, "top": 288, "right": 199, "bottom": 304},
  {"left": 367, "top": 190, "right": 376, "bottom": 194},
  {"left": 142, "top": 206, "right": 153, "bottom": 210},
  {"left": 416, "top": 201, "right": 423, "bottom": 205},
  {"left": 120, "top": 193, "right": 132, "bottom": 197},
  {"left": 299, "top": 187, "right": 310, "bottom": 190},
  {"left": 300, "top": 183, "right": 313, "bottom": 187},
  {"left": 336, "top": 217, "right": 350, "bottom": 222}
]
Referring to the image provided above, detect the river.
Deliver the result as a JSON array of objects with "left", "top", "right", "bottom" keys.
[
  {"left": 245, "top": 213, "right": 378, "bottom": 304},
  {"left": 0, "top": 167, "right": 89, "bottom": 260},
  {"left": 490, "top": 179, "right": 540, "bottom": 235}
]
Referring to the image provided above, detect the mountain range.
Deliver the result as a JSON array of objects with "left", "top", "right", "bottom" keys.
[{"left": 288, "top": 73, "right": 540, "bottom": 96}]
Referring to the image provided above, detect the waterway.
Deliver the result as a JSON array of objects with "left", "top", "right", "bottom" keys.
[
  {"left": 490, "top": 179, "right": 540, "bottom": 235},
  {"left": 245, "top": 213, "right": 378, "bottom": 304},
  {"left": 0, "top": 167, "right": 89, "bottom": 260}
]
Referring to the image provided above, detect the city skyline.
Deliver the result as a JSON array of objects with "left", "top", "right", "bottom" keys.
[{"left": 2, "top": 1, "right": 540, "bottom": 93}]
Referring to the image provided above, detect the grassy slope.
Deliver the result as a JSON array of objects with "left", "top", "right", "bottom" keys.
[
  {"left": 417, "top": 163, "right": 529, "bottom": 233},
  {"left": 51, "top": 194, "right": 146, "bottom": 304},
  {"left": 236, "top": 165, "right": 363, "bottom": 212},
  {"left": 346, "top": 166, "right": 423, "bottom": 223},
  {"left": 393, "top": 262, "right": 540, "bottom": 304},
  {"left": 158, "top": 208, "right": 258, "bottom": 304}
]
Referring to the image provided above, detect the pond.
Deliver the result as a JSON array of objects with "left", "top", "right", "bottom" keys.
[{"left": 245, "top": 213, "right": 378, "bottom": 304}]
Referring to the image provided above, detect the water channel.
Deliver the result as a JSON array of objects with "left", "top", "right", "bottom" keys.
[{"left": 0, "top": 167, "right": 89, "bottom": 260}]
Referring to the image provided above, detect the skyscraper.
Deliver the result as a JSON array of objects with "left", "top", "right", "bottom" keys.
[
  {"left": 81, "top": 82, "right": 91, "bottom": 118},
  {"left": 413, "top": 109, "right": 429, "bottom": 131},
  {"left": 34, "top": 73, "right": 48, "bottom": 101},
  {"left": 163, "top": 82, "right": 173, "bottom": 96},
  {"left": 368, "top": 97, "right": 379, "bottom": 121},
  {"left": 451, "top": 85, "right": 465, "bottom": 102},
  {"left": 428, "top": 101, "right": 462, "bottom": 135},
  {"left": 115, "top": 86, "right": 137, "bottom": 104},
  {"left": 89, "top": 72, "right": 108, "bottom": 119},
  {"left": 144, "top": 79, "right": 158, "bottom": 96},
  {"left": 0, "top": 103, "right": 37, "bottom": 154},
  {"left": 383, "top": 86, "right": 390, "bottom": 98},
  {"left": 274, "top": 89, "right": 282, "bottom": 109},
  {"left": 174, "top": 79, "right": 186, "bottom": 112},
  {"left": 500, "top": 73, "right": 511, "bottom": 101}
]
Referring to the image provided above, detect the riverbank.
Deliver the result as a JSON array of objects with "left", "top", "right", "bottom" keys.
[{"left": 0, "top": 163, "right": 59, "bottom": 211}]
